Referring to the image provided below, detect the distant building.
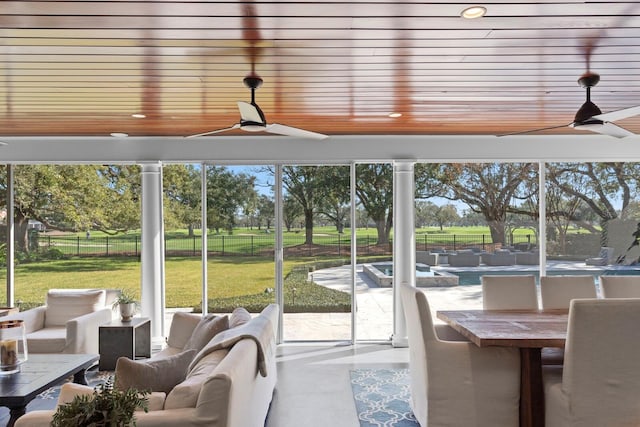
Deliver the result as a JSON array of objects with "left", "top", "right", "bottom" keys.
[{"left": 27, "top": 220, "right": 46, "bottom": 232}]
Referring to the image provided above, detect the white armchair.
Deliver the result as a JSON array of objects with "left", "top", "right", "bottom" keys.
[
  {"left": 399, "top": 283, "right": 521, "bottom": 427},
  {"left": 3, "top": 289, "right": 113, "bottom": 354},
  {"left": 543, "top": 298, "right": 640, "bottom": 427}
]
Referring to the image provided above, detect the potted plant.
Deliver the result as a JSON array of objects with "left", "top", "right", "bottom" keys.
[
  {"left": 51, "top": 378, "right": 148, "bottom": 426},
  {"left": 112, "top": 290, "right": 140, "bottom": 322}
]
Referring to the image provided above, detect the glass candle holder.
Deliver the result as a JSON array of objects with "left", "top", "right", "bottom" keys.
[{"left": 0, "top": 320, "right": 28, "bottom": 374}]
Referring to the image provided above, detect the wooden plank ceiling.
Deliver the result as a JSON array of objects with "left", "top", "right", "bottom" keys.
[{"left": 1, "top": 1, "right": 640, "bottom": 138}]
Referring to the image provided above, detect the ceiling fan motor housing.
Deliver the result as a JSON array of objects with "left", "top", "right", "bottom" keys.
[
  {"left": 577, "top": 72, "right": 600, "bottom": 88},
  {"left": 574, "top": 101, "right": 603, "bottom": 124},
  {"left": 243, "top": 74, "right": 263, "bottom": 90}
]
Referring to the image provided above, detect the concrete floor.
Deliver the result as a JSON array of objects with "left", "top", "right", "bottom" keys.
[
  {"left": 265, "top": 269, "right": 484, "bottom": 427},
  {"left": 266, "top": 343, "right": 409, "bottom": 427}
]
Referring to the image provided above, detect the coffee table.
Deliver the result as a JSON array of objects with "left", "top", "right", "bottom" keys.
[{"left": 0, "top": 353, "right": 99, "bottom": 427}]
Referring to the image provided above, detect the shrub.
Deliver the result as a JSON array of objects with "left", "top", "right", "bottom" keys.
[{"left": 51, "top": 378, "right": 148, "bottom": 427}]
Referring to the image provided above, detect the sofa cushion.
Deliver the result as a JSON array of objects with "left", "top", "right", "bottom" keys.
[
  {"left": 167, "top": 312, "right": 201, "bottom": 350},
  {"left": 114, "top": 349, "right": 197, "bottom": 394},
  {"left": 164, "top": 348, "right": 229, "bottom": 409},
  {"left": 45, "top": 290, "right": 106, "bottom": 327},
  {"left": 26, "top": 326, "right": 67, "bottom": 353},
  {"left": 229, "top": 307, "right": 252, "bottom": 328},
  {"left": 183, "top": 315, "right": 229, "bottom": 353}
]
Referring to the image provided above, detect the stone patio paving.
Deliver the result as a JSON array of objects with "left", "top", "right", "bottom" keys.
[{"left": 281, "top": 261, "right": 637, "bottom": 342}]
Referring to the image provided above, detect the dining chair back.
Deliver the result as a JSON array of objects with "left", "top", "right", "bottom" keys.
[
  {"left": 481, "top": 275, "right": 539, "bottom": 310},
  {"left": 599, "top": 275, "right": 640, "bottom": 298},
  {"left": 544, "top": 298, "right": 640, "bottom": 426},
  {"left": 400, "top": 283, "right": 520, "bottom": 427},
  {"left": 539, "top": 275, "right": 597, "bottom": 309}
]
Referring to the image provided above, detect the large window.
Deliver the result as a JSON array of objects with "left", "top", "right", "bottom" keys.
[
  {"left": 414, "top": 162, "right": 540, "bottom": 287},
  {"left": 163, "top": 163, "right": 204, "bottom": 317},
  {"left": 280, "top": 165, "right": 352, "bottom": 341},
  {"left": 1, "top": 164, "right": 142, "bottom": 308},
  {"left": 5, "top": 160, "right": 639, "bottom": 343},
  {"left": 545, "top": 162, "right": 640, "bottom": 279},
  {"left": 205, "top": 165, "right": 276, "bottom": 317}
]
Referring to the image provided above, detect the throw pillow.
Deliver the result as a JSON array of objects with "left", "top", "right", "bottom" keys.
[
  {"left": 45, "top": 290, "right": 106, "bottom": 327},
  {"left": 164, "top": 348, "right": 229, "bottom": 409},
  {"left": 114, "top": 349, "right": 197, "bottom": 394},
  {"left": 229, "top": 307, "right": 252, "bottom": 328},
  {"left": 183, "top": 314, "right": 229, "bottom": 353}
]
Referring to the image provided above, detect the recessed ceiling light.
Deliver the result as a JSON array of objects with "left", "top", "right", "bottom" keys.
[
  {"left": 110, "top": 132, "right": 129, "bottom": 138},
  {"left": 131, "top": 113, "right": 146, "bottom": 119},
  {"left": 388, "top": 112, "right": 402, "bottom": 118},
  {"left": 461, "top": 6, "right": 487, "bottom": 19}
]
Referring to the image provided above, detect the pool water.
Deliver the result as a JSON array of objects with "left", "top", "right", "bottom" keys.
[{"left": 374, "top": 263, "right": 435, "bottom": 277}]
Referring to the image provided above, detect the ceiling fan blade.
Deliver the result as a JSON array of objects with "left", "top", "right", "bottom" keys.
[
  {"left": 592, "top": 105, "right": 640, "bottom": 122},
  {"left": 237, "top": 101, "right": 264, "bottom": 123},
  {"left": 497, "top": 123, "right": 571, "bottom": 137},
  {"left": 265, "top": 123, "right": 329, "bottom": 140},
  {"left": 185, "top": 124, "right": 241, "bottom": 138},
  {"left": 575, "top": 122, "right": 635, "bottom": 138}
]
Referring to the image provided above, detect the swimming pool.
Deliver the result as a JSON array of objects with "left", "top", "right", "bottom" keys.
[{"left": 363, "top": 262, "right": 459, "bottom": 287}]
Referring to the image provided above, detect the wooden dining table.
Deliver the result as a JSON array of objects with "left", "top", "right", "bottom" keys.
[{"left": 436, "top": 309, "right": 568, "bottom": 427}]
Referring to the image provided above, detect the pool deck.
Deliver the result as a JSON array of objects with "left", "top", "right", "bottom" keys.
[{"left": 283, "top": 260, "right": 639, "bottom": 341}]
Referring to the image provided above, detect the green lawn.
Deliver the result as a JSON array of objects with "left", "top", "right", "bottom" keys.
[{"left": 0, "top": 256, "right": 350, "bottom": 312}]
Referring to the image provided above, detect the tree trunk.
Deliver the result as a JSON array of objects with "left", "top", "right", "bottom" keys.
[
  {"left": 304, "top": 208, "right": 314, "bottom": 245},
  {"left": 375, "top": 219, "right": 388, "bottom": 244},
  {"left": 487, "top": 220, "right": 506, "bottom": 245},
  {"left": 15, "top": 215, "right": 29, "bottom": 253}
]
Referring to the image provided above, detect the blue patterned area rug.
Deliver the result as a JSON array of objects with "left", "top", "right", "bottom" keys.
[
  {"left": 0, "top": 366, "right": 111, "bottom": 427},
  {"left": 350, "top": 368, "right": 420, "bottom": 427}
]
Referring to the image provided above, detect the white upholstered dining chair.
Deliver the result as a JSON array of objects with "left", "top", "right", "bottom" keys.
[
  {"left": 481, "top": 274, "right": 539, "bottom": 310},
  {"left": 599, "top": 275, "right": 640, "bottom": 298},
  {"left": 400, "top": 283, "right": 521, "bottom": 427},
  {"left": 481, "top": 274, "right": 564, "bottom": 364},
  {"left": 539, "top": 275, "right": 597, "bottom": 309},
  {"left": 543, "top": 298, "right": 640, "bottom": 427}
]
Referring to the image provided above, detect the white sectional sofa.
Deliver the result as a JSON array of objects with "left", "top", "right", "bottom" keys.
[{"left": 15, "top": 303, "right": 279, "bottom": 427}]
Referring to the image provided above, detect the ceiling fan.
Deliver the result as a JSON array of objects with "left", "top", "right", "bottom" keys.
[
  {"left": 186, "top": 73, "right": 328, "bottom": 140},
  {"left": 187, "top": 2, "right": 326, "bottom": 140},
  {"left": 501, "top": 72, "right": 640, "bottom": 138}
]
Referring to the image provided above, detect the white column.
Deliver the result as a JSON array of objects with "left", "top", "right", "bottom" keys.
[
  {"left": 6, "top": 165, "right": 14, "bottom": 307},
  {"left": 140, "top": 162, "right": 166, "bottom": 350},
  {"left": 538, "top": 162, "right": 547, "bottom": 275},
  {"left": 201, "top": 164, "right": 208, "bottom": 316},
  {"left": 274, "top": 165, "right": 284, "bottom": 344},
  {"left": 392, "top": 160, "right": 415, "bottom": 347}
]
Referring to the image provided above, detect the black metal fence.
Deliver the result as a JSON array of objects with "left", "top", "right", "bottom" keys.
[
  {"left": 417, "top": 233, "right": 536, "bottom": 252},
  {"left": 34, "top": 232, "right": 537, "bottom": 258}
]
